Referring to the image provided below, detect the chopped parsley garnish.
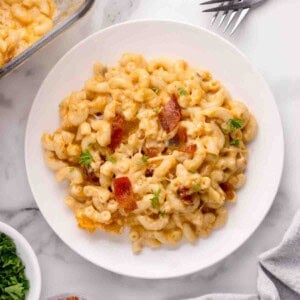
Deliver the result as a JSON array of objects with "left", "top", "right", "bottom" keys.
[
  {"left": 230, "top": 139, "right": 240, "bottom": 146},
  {"left": 192, "top": 183, "right": 200, "bottom": 192},
  {"left": 88, "top": 142, "right": 95, "bottom": 148},
  {"left": 151, "top": 87, "right": 160, "bottom": 94},
  {"left": 228, "top": 118, "right": 243, "bottom": 131},
  {"left": 79, "top": 150, "right": 93, "bottom": 166},
  {"left": 69, "top": 167, "right": 75, "bottom": 173},
  {"left": 106, "top": 155, "right": 117, "bottom": 164},
  {"left": 150, "top": 189, "right": 161, "bottom": 209},
  {"left": 153, "top": 108, "right": 159, "bottom": 114},
  {"left": 189, "top": 170, "right": 197, "bottom": 174},
  {"left": 141, "top": 155, "right": 149, "bottom": 163},
  {"left": 178, "top": 87, "right": 188, "bottom": 96},
  {"left": 0, "top": 233, "right": 30, "bottom": 300},
  {"left": 159, "top": 211, "right": 167, "bottom": 217}
]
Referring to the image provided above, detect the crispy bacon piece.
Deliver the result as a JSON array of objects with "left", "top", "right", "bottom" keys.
[
  {"left": 169, "top": 126, "right": 187, "bottom": 146},
  {"left": 202, "top": 206, "right": 215, "bottom": 214},
  {"left": 220, "top": 182, "right": 235, "bottom": 201},
  {"left": 66, "top": 297, "right": 79, "bottom": 300},
  {"left": 83, "top": 166, "right": 99, "bottom": 183},
  {"left": 145, "top": 168, "right": 154, "bottom": 177},
  {"left": 110, "top": 114, "right": 125, "bottom": 151},
  {"left": 113, "top": 177, "right": 137, "bottom": 212},
  {"left": 177, "top": 187, "right": 193, "bottom": 204},
  {"left": 142, "top": 145, "right": 160, "bottom": 158},
  {"left": 183, "top": 144, "right": 197, "bottom": 153},
  {"left": 158, "top": 95, "right": 181, "bottom": 132},
  {"left": 174, "top": 126, "right": 187, "bottom": 144},
  {"left": 180, "top": 144, "right": 197, "bottom": 154}
]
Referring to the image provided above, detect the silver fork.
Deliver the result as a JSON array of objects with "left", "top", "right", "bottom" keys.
[{"left": 200, "top": 0, "right": 267, "bottom": 35}]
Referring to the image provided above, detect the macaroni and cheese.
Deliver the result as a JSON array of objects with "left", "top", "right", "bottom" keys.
[
  {"left": 42, "top": 53, "right": 258, "bottom": 253},
  {"left": 0, "top": 0, "right": 56, "bottom": 67}
]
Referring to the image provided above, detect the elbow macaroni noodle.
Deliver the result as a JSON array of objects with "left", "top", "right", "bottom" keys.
[
  {"left": 0, "top": 0, "right": 56, "bottom": 67},
  {"left": 42, "top": 53, "right": 258, "bottom": 253}
]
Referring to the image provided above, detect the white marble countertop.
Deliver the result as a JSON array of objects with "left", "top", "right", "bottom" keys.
[{"left": 0, "top": 0, "right": 299, "bottom": 299}]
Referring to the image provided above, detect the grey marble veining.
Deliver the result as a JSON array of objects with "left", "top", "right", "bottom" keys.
[{"left": 0, "top": 0, "right": 299, "bottom": 299}]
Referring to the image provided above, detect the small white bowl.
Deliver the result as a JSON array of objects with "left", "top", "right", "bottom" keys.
[{"left": 0, "top": 221, "right": 41, "bottom": 300}]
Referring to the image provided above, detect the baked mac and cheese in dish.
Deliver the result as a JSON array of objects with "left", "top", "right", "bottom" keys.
[
  {"left": 42, "top": 53, "right": 258, "bottom": 253},
  {"left": 0, "top": 0, "right": 56, "bottom": 67}
]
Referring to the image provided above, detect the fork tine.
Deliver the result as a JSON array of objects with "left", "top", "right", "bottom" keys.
[
  {"left": 217, "top": 9, "right": 230, "bottom": 28},
  {"left": 211, "top": 2, "right": 225, "bottom": 25},
  {"left": 223, "top": 9, "right": 238, "bottom": 32},
  {"left": 229, "top": 7, "right": 250, "bottom": 35},
  {"left": 200, "top": 0, "right": 231, "bottom": 5},
  {"left": 211, "top": 11, "right": 219, "bottom": 25},
  {"left": 203, "top": 2, "right": 250, "bottom": 12}
]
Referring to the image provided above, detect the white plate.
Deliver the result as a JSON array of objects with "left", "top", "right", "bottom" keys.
[
  {"left": 25, "top": 20, "right": 284, "bottom": 279},
  {"left": 0, "top": 222, "right": 41, "bottom": 299}
]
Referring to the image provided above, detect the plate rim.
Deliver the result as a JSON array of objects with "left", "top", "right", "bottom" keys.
[{"left": 25, "top": 19, "right": 285, "bottom": 279}]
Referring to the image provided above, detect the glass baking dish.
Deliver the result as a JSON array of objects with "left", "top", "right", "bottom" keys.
[{"left": 0, "top": 0, "right": 95, "bottom": 79}]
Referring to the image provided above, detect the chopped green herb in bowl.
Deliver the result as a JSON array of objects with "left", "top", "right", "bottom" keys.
[
  {"left": 0, "top": 233, "right": 30, "bottom": 300},
  {"left": 0, "top": 221, "right": 41, "bottom": 299}
]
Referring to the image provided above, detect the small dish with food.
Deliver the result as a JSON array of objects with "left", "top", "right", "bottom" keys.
[
  {"left": 0, "top": 0, "right": 95, "bottom": 78},
  {"left": 0, "top": 221, "right": 41, "bottom": 300}
]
